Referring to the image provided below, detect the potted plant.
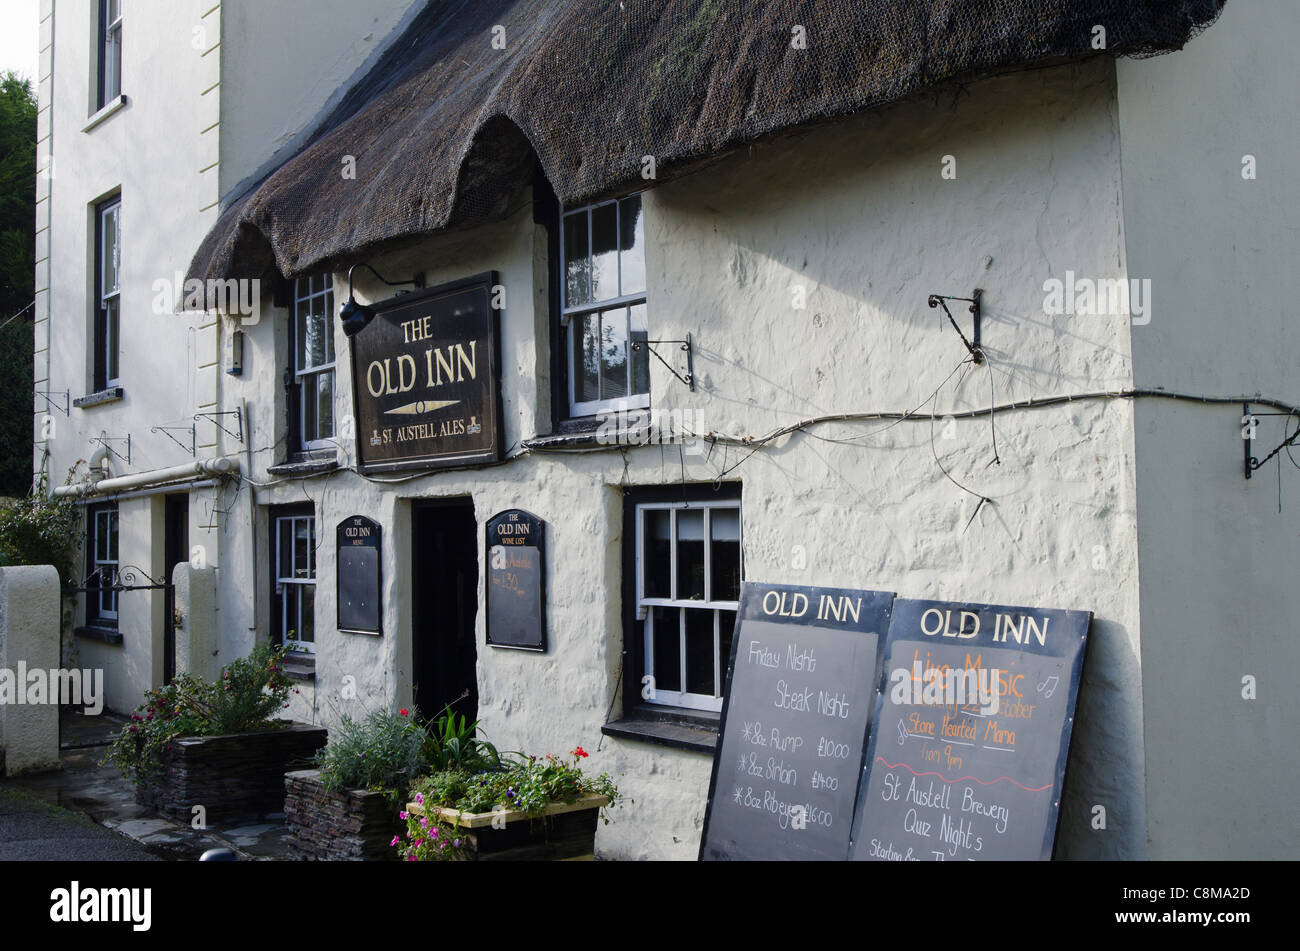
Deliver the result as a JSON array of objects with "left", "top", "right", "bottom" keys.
[
  {"left": 398, "top": 746, "right": 623, "bottom": 861},
  {"left": 103, "top": 644, "right": 326, "bottom": 822},
  {"left": 285, "top": 707, "right": 500, "bottom": 860}
]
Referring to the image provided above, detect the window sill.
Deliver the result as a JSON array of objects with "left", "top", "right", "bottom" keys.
[
  {"left": 82, "top": 95, "right": 129, "bottom": 133},
  {"left": 281, "top": 654, "right": 316, "bottom": 682},
  {"left": 74, "top": 387, "right": 124, "bottom": 409},
  {"left": 601, "top": 704, "right": 719, "bottom": 755},
  {"left": 75, "top": 625, "right": 123, "bottom": 646},
  {"left": 523, "top": 417, "right": 650, "bottom": 451},
  {"left": 268, "top": 452, "right": 338, "bottom": 477}
]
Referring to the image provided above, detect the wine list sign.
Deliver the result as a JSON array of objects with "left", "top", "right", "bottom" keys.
[
  {"left": 848, "top": 599, "right": 1092, "bottom": 861},
  {"left": 700, "top": 583, "right": 894, "bottom": 861}
]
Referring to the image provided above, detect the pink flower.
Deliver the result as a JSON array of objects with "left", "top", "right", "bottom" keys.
[
  {"left": 406, "top": 855, "right": 416, "bottom": 862},
  {"left": 400, "top": 811, "right": 409, "bottom": 820},
  {"left": 414, "top": 792, "right": 424, "bottom": 804},
  {"left": 390, "top": 836, "right": 400, "bottom": 847}
]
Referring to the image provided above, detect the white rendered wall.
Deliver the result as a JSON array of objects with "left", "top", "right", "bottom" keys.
[
  {"left": 1117, "top": 0, "right": 1300, "bottom": 859},
  {"left": 217, "top": 0, "right": 421, "bottom": 199},
  {"left": 212, "top": 59, "right": 1146, "bottom": 859}
]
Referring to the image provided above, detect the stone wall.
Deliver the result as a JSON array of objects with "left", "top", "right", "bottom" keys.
[
  {"left": 283, "top": 769, "right": 402, "bottom": 861},
  {"left": 136, "top": 723, "right": 326, "bottom": 822}
]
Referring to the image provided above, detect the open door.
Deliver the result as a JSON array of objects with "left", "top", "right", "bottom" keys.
[{"left": 411, "top": 500, "right": 479, "bottom": 726}]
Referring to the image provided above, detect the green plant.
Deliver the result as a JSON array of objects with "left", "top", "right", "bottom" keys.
[
  {"left": 102, "top": 644, "right": 296, "bottom": 785},
  {"left": 314, "top": 708, "right": 429, "bottom": 803},
  {"left": 0, "top": 463, "right": 83, "bottom": 586},
  {"left": 424, "top": 706, "right": 501, "bottom": 773},
  {"left": 397, "top": 746, "right": 625, "bottom": 861}
]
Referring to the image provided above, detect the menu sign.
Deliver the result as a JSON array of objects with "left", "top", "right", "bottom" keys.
[
  {"left": 350, "top": 272, "right": 502, "bottom": 473},
  {"left": 337, "top": 515, "right": 381, "bottom": 634},
  {"left": 700, "top": 583, "right": 894, "bottom": 861},
  {"left": 848, "top": 599, "right": 1091, "bottom": 861},
  {"left": 485, "top": 509, "right": 546, "bottom": 652}
]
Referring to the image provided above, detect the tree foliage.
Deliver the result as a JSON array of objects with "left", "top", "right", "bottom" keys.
[{"left": 0, "top": 72, "right": 37, "bottom": 497}]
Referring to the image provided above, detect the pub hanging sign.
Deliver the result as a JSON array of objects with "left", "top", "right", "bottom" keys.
[{"left": 350, "top": 272, "right": 503, "bottom": 473}]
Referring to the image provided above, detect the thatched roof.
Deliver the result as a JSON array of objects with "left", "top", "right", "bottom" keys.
[{"left": 189, "top": 0, "right": 1225, "bottom": 283}]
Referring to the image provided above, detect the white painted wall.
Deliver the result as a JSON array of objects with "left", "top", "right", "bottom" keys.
[
  {"left": 1117, "top": 0, "right": 1300, "bottom": 859},
  {"left": 211, "top": 58, "right": 1146, "bottom": 859},
  {"left": 217, "top": 0, "right": 421, "bottom": 199}
]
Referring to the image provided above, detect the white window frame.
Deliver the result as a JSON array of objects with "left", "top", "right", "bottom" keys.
[
  {"left": 635, "top": 500, "right": 742, "bottom": 712},
  {"left": 560, "top": 195, "right": 650, "bottom": 418},
  {"left": 99, "top": 0, "right": 123, "bottom": 108},
  {"left": 275, "top": 513, "right": 317, "bottom": 653},
  {"left": 293, "top": 275, "right": 335, "bottom": 451},
  {"left": 89, "top": 504, "right": 119, "bottom": 625},
  {"left": 99, "top": 198, "right": 121, "bottom": 388}
]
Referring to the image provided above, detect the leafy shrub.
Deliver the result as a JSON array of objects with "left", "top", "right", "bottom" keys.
[
  {"left": 0, "top": 465, "right": 83, "bottom": 585},
  {"left": 103, "top": 644, "right": 296, "bottom": 785},
  {"left": 425, "top": 708, "right": 501, "bottom": 773},
  {"left": 314, "top": 709, "right": 429, "bottom": 800}
]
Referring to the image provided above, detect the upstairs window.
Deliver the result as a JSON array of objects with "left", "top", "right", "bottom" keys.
[
  {"left": 292, "top": 275, "right": 335, "bottom": 451},
  {"left": 95, "top": 196, "right": 121, "bottom": 390},
  {"left": 561, "top": 195, "right": 649, "bottom": 417},
  {"left": 98, "top": 0, "right": 123, "bottom": 109}
]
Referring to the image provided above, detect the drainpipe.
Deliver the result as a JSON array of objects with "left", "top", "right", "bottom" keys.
[{"left": 52, "top": 456, "right": 241, "bottom": 498}]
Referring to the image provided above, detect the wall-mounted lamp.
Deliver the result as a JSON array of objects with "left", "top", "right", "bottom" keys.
[{"left": 339, "top": 263, "right": 425, "bottom": 337}]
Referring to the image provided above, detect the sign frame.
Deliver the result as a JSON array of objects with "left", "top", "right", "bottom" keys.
[
  {"left": 348, "top": 271, "right": 504, "bottom": 474},
  {"left": 336, "top": 515, "right": 382, "bottom": 636},
  {"left": 484, "top": 508, "right": 547, "bottom": 653}
]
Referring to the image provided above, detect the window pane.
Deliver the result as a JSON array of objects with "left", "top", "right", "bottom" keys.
[
  {"left": 322, "top": 292, "right": 335, "bottom": 364},
  {"left": 573, "top": 312, "right": 600, "bottom": 404},
  {"left": 278, "top": 520, "right": 291, "bottom": 579},
  {"left": 308, "top": 520, "right": 316, "bottom": 578},
  {"left": 105, "top": 299, "right": 119, "bottom": 382},
  {"left": 564, "top": 212, "right": 590, "bottom": 306},
  {"left": 108, "top": 510, "right": 118, "bottom": 559},
  {"left": 294, "top": 519, "right": 310, "bottom": 578},
  {"left": 302, "top": 312, "right": 326, "bottom": 370},
  {"left": 317, "top": 370, "right": 335, "bottom": 439},
  {"left": 676, "top": 508, "right": 705, "bottom": 601},
  {"left": 102, "top": 205, "right": 120, "bottom": 296},
  {"left": 619, "top": 196, "right": 645, "bottom": 297},
  {"left": 590, "top": 202, "right": 618, "bottom": 302},
  {"left": 300, "top": 585, "right": 316, "bottom": 643},
  {"left": 643, "top": 509, "right": 671, "bottom": 599},
  {"left": 104, "top": 29, "right": 122, "bottom": 102},
  {"left": 302, "top": 375, "right": 318, "bottom": 444},
  {"left": 599, "top": 308, "right": 628, "bottom": 400},
  {"left": 295, "top": 297, "right": 310, "bottom": 366},
  {"left": 685, "top": 608, "right": 715, "bottom": 696},
  {"left": 629, "top": 303, "right": 649, "bottom": 396},
  {"left": 651, "top": 606, "right": 680, "bottom": 693},
  {"left": 718, "top": 609, "right": 737, "bottom": 688},
  {"left": 710, "top": 508, "right": 741, "bottom": 602}
]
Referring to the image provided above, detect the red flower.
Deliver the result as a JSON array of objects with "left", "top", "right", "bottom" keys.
[
  {"left": 399, "top": 708, "right": 409, "bottom": 717},
  {"left": 572, "top": 747, "right": 589, "bottom": 759}
]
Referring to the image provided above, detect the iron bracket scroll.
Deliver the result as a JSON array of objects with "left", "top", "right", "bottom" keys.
[
  {"left": 632, "top": 334, "right": 695, "bottom": 391},
  {"left": 928, "top": 290, "right": 983, "bottom": 364},
  {"left": 151, "top": 424, "right": 197, "bottom": 457},
  {"left": 91, "top": 434, "right": 131, "bottom": 465},
  {"left": 35, "top": 389, "right": 70, "bottom": 416},
  {"left": 194, "top": 408, "right": 244, "bottom": 444},
  {"left": 1242, "top": 402, "right": 1300, "bottom": 481}
]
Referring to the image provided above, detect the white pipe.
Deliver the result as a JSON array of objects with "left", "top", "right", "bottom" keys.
[{"left": 53, "top": 456, "right": 240, "bottom": 498}]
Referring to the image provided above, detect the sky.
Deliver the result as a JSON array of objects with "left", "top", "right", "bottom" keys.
[{"left": 0, "top": 0, "right": 40, "bottom": 84}]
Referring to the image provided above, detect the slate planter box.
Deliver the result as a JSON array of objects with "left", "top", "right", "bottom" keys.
[
  {"left": 135, "top": 722, "right": 327, "bottom": 823},
  {"left": 406, "top": 794, "right": 609, "bottom": 861},
  {"left": 283, "top": 769, "right": 404, "bottom": 861}
]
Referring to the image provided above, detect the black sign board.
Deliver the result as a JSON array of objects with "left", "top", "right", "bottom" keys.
[
  {"left": 848, "top": 598, "right": 1091, "bottom": 861},
  {"left": 336, "top": 515, "right": 382, "bottom": 635},
  {"left": 350, "top": 272, "right": 502, "bottom": 473},
  {"left": 700, "top": 582, "right": 895, "bottom": 861},
  {"left": 485, "top": 509, "right": 546, "bottom": 652}
]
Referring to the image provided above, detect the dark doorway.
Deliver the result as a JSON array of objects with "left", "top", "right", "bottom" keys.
[
  {"left": 163, "top": 494, "right": 189, "bottom": 684},
  {"left": 411, "top": 500, "right": 479, "bottom": 725}
]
